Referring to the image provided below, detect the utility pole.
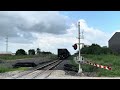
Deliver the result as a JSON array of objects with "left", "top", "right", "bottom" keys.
[
  {"left": 78, "top": 21, "right": 82, "bottom": 73},
  {"left": 6, "top": 35, "right": 8, "bottom": 53}
]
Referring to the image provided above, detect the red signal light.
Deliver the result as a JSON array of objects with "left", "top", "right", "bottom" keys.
[{"left": 72, "top": 44, "right": 77, "bottom": 50}]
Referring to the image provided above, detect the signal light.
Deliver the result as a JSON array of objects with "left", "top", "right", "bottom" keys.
[{"left": 72, "top": 44, "right": 77, "bottom": 50}]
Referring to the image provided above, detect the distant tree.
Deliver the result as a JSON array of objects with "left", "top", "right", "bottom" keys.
[
  {"left": 15, "top": 49, "right": 27, "bottom": 55},
  {"left": 36, "top": 48, "right": 41, "bottom": 55},
  {"left": 28, "top": 49, "right": 35, "bottom": 55},
  {"left": 89, "top": 44, "right": 102, "bottom": 54},
  {"left": 80, "top": 44, "right": 113, "bottom": 55},
  {"left": 81, "top": 44, "right": 101, "bottom": 54},
  {"left": 101, "top": 47, "right": 113, "bottom": 54}
]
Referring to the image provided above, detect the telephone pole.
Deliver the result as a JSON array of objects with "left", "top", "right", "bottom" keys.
[{"left": 6, "top": 35, "right": 8, "bottom": 53}]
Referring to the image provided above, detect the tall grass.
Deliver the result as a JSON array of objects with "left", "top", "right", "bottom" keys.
[
  {"left": 0, "top": 54, "right": 57, "bottom": 60},
  {"left": 0, "top": 55, "right": 39, "bottom": 60},
  {"left": 69, "top": 54, "right": 120, "bottom": 76},
  {"left": 69, "top": 56, "right": 78, "bottom": 67},
  {"left": 83, "top": 54, "right": 120, "bottom": 77},
  {"left": 0, "top": 66, "right": 28, "bottom": 73}
]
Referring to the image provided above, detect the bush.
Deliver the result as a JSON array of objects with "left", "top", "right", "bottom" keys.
[
  {"left": 15, "top": 49, "right": 27, "bottom": 55},
  {"left": 28, "top": 49, "right": 35, "bottom": 55},
  {"left": 80, "top": 44, "right": 113, "bottom": 55}
]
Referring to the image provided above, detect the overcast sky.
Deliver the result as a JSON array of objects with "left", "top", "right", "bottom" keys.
[{"left": 0, "top": 11, "right": 119, "bottom": 54}]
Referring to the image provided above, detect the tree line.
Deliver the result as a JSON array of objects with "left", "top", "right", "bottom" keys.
[
  {"left": 74, "top": 44, "right": 113, "bottom": 55},
  {"left": 15, "top": 48, "right": 52, "bottom": 55}
]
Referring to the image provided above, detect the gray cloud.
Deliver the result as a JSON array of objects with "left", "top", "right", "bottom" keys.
[{"left": 0, "top": 11, "right": 68, "bottom": 44}]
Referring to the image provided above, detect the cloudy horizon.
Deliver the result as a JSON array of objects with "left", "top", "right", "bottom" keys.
[{"left": 0, "top": 11, "right": 119, "bottom": 54}]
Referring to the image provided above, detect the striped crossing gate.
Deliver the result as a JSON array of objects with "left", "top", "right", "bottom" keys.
[
  {"left": 74, "top": 56, "right": 112, "bottom": 70},
  {"left": 83, "top": 60, "right": 112, "bottom": 70}
]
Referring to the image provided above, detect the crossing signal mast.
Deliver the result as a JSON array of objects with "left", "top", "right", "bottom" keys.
[
  {"left": 77, "top": 21, "right": 83, "bottom": 73},
  {"left": 72, "top": 21, "right": 84, "bottom": 73}
]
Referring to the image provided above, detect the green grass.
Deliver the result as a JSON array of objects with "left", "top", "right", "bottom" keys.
[
  {"left": 0, "top": 54, "right": 57, "bottom": 61},
  {"left": 0, "top": 66, "right": 29, "bottom": 73},
  {"left": 69, "top": 54, "right": 120, "bottom": 77},
  {"left": 82, "top": 54, "right": 120, "bottom": 77},
  {"left": 68, "top": 56, "right": 76, "bottom": 65},
  {"left": 0, "top": 54, "right": 57, "bottom": 73},
  {"left": 68, "top": 56, "right": 79, "bottom": 70},
  {"left": 0, "top": 55, "right": 39, "bottom": 60}
]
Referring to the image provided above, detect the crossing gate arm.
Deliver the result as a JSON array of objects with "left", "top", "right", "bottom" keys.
[{"left": 79, "top": 59, "right": 112, "bottom": 70}]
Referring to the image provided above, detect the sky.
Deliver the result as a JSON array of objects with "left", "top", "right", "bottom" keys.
[{"left": 0, "top": 11, "right": 120, "bottom": 55}]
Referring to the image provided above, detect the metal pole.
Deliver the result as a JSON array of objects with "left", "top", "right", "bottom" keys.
[
  {"left": 78, "top": 22, "right": 81, "bottom": 60},
  {"left": 78, "top": 21, "right": 82, "bottom": 73},
  {"left": 6, "top": 35, "right": 8, "bottom": 53}
]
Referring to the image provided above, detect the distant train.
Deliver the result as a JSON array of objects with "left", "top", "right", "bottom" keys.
[{"left": 58, "top": 49, "right": 70, "bottom": 60}]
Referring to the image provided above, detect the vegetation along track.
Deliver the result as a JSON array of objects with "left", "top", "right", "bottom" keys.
[{"left": 9, "top": 60, "right": 63, "bottom": 79}]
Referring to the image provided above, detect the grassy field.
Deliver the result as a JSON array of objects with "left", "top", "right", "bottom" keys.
[
  {"left": 0, "top": 54, "right": 57, "bottom": 73},
  {"left": 0, "top": 54, "right": 57, "bottom": 60},
  {"left": 0, "top": 55, "right": 37, "bottom": 60},
  {"left": 70, "top": 54, "right": 120, "bottom": 77},
  {"left": 0, "top": 66, "right": 29, "bottom": 73}
]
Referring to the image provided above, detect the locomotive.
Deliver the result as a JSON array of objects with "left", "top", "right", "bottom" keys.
[{"left": 58, "top": 48, "right": 70, "bottom": 60}]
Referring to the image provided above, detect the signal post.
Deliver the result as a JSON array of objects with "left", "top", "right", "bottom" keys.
[{"left": 77, "top": 21, "right": 82, "bottom": 73}]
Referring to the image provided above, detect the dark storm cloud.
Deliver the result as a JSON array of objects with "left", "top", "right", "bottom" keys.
[
  {"left": 16, "top": 11, "right": 68, "bottom": 34},
  {"left": 0, "top": 11, "right": 68, "bottom": 43}
]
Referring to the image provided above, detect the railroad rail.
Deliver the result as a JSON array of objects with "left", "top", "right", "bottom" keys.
[{"left": 8, "top": 60, "right": 63, "bottom": 79}]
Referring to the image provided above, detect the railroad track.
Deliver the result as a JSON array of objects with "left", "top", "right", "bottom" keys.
[{"left": 8, "top": 60, "right": 63, "bottom": 79}]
